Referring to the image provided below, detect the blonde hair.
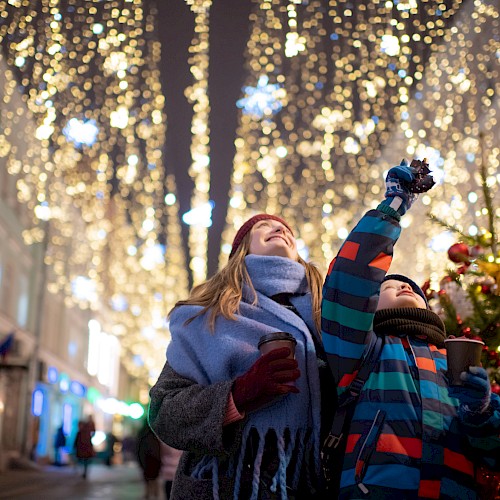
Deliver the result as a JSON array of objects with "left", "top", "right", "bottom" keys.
[{"left": 171, "top": 230, "right": 323, "bottom": 334}]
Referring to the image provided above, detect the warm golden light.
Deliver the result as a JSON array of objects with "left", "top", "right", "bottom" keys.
[
  {"left": 223, "top": 0, "right": 499, "bottom": 288},
  {"left": 0, "top": 0, "right": 189, "bottom": 384},
  {"left": 1, "top": 0, "right": 498, "bottom": 384}
]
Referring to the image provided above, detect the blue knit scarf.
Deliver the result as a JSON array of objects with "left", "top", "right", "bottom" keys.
[{"left": 167, "top": 255, "right": 322, "bottom": 500}]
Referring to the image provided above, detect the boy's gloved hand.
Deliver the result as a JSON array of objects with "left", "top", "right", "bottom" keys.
[
  {"left": 232, "top": 347, "right": 300, "bottom": 413},
  {"left": 380, "top": 159, "right": 417, "bottom": 216},
  {"left": 448, "top": 366, "right": 491, "bottom": 416}
]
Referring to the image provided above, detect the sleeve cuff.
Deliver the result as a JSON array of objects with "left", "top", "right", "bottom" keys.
[
  {"left": 223, "top": 391, "right": 245, "bottom": 426},
  {"left": 377, "top": 202, "right": 402, "bottom": 221}
]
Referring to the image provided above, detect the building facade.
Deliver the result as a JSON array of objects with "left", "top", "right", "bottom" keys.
[{"left": 0, "top": 55, "right": 142, "bottom": 470}]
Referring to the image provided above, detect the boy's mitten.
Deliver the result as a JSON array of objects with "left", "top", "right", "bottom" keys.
[
  {"left": 380, "top": 159, "right": 416, "bottom": 216},
  {"left": 448, "top": 366, "right": 492, "bottom": 418},
  {"left": 380, "top": 158, "right": 435, "bottom": 216},
  {"left": 232, "top": 347, "right": 300, "bottom": 413}
]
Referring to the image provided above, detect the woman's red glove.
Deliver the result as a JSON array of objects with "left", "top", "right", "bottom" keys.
[{"left": 232, "top": 347, "right": 300, "bottom": 413}]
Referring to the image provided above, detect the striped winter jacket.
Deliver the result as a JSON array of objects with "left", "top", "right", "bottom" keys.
[{"left": 321, "top": 207, "right": 500, "bottom": 500}]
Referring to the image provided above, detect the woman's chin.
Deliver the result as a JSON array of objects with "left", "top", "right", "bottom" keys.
[{"left": 260, "top": 243, "right": 297, "bottom": 260}]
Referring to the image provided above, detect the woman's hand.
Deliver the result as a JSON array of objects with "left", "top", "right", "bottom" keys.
[{"left": 232, "top": 347, "right": 300, "bottom": 413}]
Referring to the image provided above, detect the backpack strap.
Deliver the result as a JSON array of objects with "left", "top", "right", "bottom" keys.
[{"left": 321, "top": 334, "right": 384, "bottom": 492}]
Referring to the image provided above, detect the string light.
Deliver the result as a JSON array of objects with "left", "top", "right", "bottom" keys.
[
  {"left": 1, "top": 0, "right": 498, "bottom": 383},
  {"left": 0, "top": 0, "right": 189, "bottom": 384},
  {"left": 222, "top": 0, "right": 498, "bottom": 288},
  {"left": 380, "top": 0, "right": 499, "bottom": 278},
  {"left": 185, "top": 0, "right": 212, "bottom": 285}
]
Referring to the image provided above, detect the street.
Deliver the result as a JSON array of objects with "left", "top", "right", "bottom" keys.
[{"left": 0, "top": 462, "right": 150, "bottom": 499}]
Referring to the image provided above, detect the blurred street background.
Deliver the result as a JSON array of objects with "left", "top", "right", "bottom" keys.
[
  {"left": 0, "top": 462, "right": 144, "bottom": 499},
  {"left": 0, "top": 0, "right": 498, "bottom": 497}
]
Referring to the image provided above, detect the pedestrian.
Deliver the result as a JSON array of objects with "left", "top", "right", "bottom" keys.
[
  {"left": 104, "top": 431, "right": 119, "bottom": 466},
  {"left": 136, "top": 421, "right": 162, "bottom": 499},
  {"left": 321, "top": 159, "right": 500, "bottom": 498},
  {"left": 121, "top": 434, "right": 137, "bottom": 463},
  {"left": 53, "top": 424, "right": 66, "bottom": 466},
  {"left": 74, "top": 419, "right": 96, "bottom": 479},
  {"left": 29, "top": 415, "right": 40, "bottom": 462},
  {"left": 160, "top": 442, "right": 182, "bottom": 500},
  {"left": 149, "top": 213, "right": 334, "bottom": 499}
]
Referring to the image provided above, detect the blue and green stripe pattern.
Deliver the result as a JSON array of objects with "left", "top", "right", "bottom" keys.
[{"left": 321, "top": 208, "right": 500, "bottom": 499}]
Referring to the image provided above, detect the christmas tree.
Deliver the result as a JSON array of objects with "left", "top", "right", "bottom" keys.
[
  {"left": 424, "top": 147, "right": 499, "bottom": 499},
  {"left": 425, "top": 182, "right": 499, "bottom": 390}
]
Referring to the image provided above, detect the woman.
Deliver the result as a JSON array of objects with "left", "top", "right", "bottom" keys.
[{"left": 149, "top": 214, "right": 332, "bottom": 500}]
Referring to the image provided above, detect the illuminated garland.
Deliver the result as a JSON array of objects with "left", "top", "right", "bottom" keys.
[
  {"left": 185, "top": 0, "right": 212, "bottom": 285},
  {"left": 0, "top": 0, "right": 189, "bottom": 384},
  {"left": 223, "top": 0, "right": 489, "bottom": 276},
  {"left": 1, "top": 0, "right": 498, "bottom": 386},
  {"left": 374, "top": 0, "right": 499, "bottom": 284}
]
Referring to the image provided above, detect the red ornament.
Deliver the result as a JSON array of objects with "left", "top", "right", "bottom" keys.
[
  {"left": 481, "top": 284, "right": 491, "bottom": 294},
  {"left": 447, "top": 243, "right": 470, "bottom": 264},
  {"left": 487, "top": 350, "right": 499, "bottom": 361},
  {"left": 491, "top": 383, "right": 500, "bottom": 395}
]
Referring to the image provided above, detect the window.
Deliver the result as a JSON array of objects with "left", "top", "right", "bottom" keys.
[
  {"left": 1, "top": 262, "right": 14, "bottom": 316},
  {"left": 16, "top": 273, "right": 29, "bottom": 328}
]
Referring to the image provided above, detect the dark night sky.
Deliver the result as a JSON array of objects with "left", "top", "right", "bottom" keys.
[{"left": 158, "top": 0, "right": 253, "bottom": 283}]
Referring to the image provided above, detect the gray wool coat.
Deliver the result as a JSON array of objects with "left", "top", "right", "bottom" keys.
[{"left": 149, "top": 362, "right": 246, "bottom": 500}]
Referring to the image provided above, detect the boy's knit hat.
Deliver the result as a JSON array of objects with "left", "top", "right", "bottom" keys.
[
  {"left": 383, "top": 274, "right": 429, "bottom": 308},
  {"left": 229, "top": 214, "right": 293, "bottom": 258}
]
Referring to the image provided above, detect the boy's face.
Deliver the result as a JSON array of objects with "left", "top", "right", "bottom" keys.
[
  {"left": 248, "top": 219, "right": 298, "bottom": 260},
  {"left": 377, "top": 279, "right": 427, "bottom": 311}
]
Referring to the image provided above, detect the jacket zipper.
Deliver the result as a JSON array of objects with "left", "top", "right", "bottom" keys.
[{"left": 355, "top": 409, "right": 386, "bottom": 494}]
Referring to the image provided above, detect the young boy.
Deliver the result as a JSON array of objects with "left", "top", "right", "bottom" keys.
[{"left": 321, "top": 160, "right": 500, "bottom": 499}]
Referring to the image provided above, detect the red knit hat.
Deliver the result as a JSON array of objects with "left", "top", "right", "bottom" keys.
[{"left": 229, "top": 214, "right": 294, "bottom": 258}]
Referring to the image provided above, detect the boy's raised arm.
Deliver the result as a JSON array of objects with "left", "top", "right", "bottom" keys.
[{"left": 321, "top": 159, "right": 432, "bottom": 388}]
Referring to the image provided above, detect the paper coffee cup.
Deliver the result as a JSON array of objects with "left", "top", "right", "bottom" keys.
[
  {"left": 444, "top": 338, "right": 484, "bottom": 386},
  {"left": 258, "top": 332, "right": 296, "bottom": 359}
]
